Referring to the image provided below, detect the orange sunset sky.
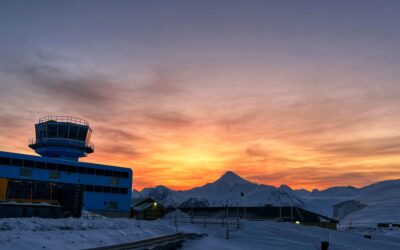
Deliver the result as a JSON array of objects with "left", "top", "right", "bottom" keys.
[{"left": 1, "top": 1, "right": 400, "bottom": 191}]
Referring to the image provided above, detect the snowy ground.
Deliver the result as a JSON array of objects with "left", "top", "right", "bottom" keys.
[{"left": 1, "top": 215, "right": 400, "bottom": 250}]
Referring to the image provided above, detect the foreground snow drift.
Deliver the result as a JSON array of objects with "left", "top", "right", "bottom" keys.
[{"left": 0, "top": 216, "right": 400, "bottom": 250}]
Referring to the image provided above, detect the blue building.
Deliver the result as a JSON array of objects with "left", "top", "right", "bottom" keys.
[{"left": 0, "top": 116, "right": 132, "bottom": 217}]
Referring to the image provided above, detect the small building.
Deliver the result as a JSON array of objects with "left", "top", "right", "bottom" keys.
[
  {"left": 178, "top": 206, "right": 338, "bottom": 229},
  {"left": 131, "top": 198, "right": 166, "bottom": 220}
]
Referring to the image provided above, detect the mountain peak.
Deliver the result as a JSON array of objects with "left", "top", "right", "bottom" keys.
[{"left": 217, "top": 171, "right": 250, "bottom": 185}]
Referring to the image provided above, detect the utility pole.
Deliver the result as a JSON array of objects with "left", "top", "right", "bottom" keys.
[
  {"left": 236, "top": 202, "right": 239, "bottom": 229},
  {"left": 291, "top": 206, "right": 293, "bottom": 223},
  {"left": 226, "top": 200, "right": 229, "bottom": 239},
  {"left": 174, "top": 208, "right": 179, "bottom": 233},
  {"left": 190, "top": 199, "right": 194, "bottom": 223},
  {"left": 240, "top": 192, "right": 245, "bottom": 221}
]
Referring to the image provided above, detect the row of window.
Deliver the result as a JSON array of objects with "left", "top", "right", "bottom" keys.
[
  {"left": 36, "top": 123, "right": 91, "bottom": 142},
  {"left": 0, "top": 157, "right": 129, "bottom": 178},
  {"left": 20, "top": 168, "right": 119, "bottom": 186},
  {"left": 82, "top": 184, "right": 128, "bottom": 194},
  {"left": 8, "top": 176, "right": 129, "bottom": 195},
  {"left": 15, "top": 169, "right": 128, "bottom": 195}
]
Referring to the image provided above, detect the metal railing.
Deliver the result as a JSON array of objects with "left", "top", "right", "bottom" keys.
[{"left": 38, "top": 116, "right": 90, "bottom": 127}]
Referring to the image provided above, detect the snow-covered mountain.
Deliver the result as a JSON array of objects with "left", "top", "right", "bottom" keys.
[
  {"left": 132, "top": 171, "right": 400, "bottom": 223},
  {"left": 133, "top": 171, "right": 308, "bottom": 213}
]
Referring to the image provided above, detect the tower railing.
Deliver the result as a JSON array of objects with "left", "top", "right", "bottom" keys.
[{"left": 38, "top": 116, "right": 90, "bottom": 127}]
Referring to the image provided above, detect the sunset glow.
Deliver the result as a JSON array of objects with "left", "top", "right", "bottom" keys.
[{"left": 1, "top": 1, "right": 400, "bottom": 191}]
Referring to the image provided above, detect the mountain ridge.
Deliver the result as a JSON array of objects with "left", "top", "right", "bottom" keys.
[{"left": 132, "top": 171, "right": 400, "bottom": 222}]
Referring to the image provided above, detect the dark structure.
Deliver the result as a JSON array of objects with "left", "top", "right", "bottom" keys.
[
  {"left": 29, "top": 116, "right": 94, "bottom": 161},
  {"left": 2, "top": 178, "right": 83, "bottom": 217},
  {"left": 131, "top": 198, "right": 166, "bottom": 220},
  {"left": 0, "top": 202, "right": 65, "bottom": 218},
  {"left": 0, "top": 116, "right": 133, "bottom": 218},
  {"left": 178, "top": 206, "right": 338, "bottom": 229}
]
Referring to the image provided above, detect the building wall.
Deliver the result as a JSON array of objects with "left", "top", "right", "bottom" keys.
[{"left": 0, "top": 151, "right": 132, "bottom": 215}]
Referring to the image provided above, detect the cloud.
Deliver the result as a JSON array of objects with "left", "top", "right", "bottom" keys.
[
  {"left": 96, "top": 126, "right": 146, "bottom": 141},
  {"left": 20, "top": 62, "right": 120, "bottom": 106},
  {"left": 316, "top": 136, "right": 400, "bottom": 158},
  {"left": 100, "top": 144, "right": 141, "bottom": 157},
  {"left": 246, "top": 166, "right": 400, "bottom": 190},
  {"left": 145, "top": 111, "right": 193, "bottom": 128},
  {"left": 134, "top": 68, "right": 184, "bottom": 98}
]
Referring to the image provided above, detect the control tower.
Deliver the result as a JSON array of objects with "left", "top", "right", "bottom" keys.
[{"left": 29, "top": 116, "right": 95, "bottom": 161}]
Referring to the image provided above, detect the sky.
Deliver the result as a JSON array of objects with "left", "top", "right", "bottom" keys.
[{"left": 1, "top": 0, "right": 400, "bottom": 191}]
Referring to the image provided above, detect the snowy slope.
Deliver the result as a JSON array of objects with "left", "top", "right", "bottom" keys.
[
  {"left": 303, "top": 179, "right": 400, "bottom": 224},
  {"left": 339, "top": 180, "right": 400, "bottom": 225}
]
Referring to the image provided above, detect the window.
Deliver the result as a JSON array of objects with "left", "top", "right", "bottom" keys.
[
  {"left": 85, "top": 130, "right": 92, "bottom": 143},
  {"left": 105, "top": 170, "right": 113, "bottom": 177},
  {"left": 111, "top": 177, "right": 119, "bottom": 185},
  {"left": 11, "top": 158, "right": 23, "bottom": 167},
  {"left": 67, "top": 165, "right": 76, "bottom": 173},
  {"left": 20, "top": 167, "right": 32, "bottom": 177},
  {"left": 36, "top": 161, "right": 46, "bottom": 169},
  {"left": 0, "top": 157, "right": 10, "bottom": 166},
  {"left": 104, "top": 186, "right": 112, "bottom": 193},
  {"left": 94, "top": 186, "right": 103, "bottom": 192},
  {"left": 24, "top": 160, "right": 35, "bottom": 168},
  {"left": 112, "top": 171, "right": 121, "bottom": 178},
  {"left": 96, "top": 169, "right": 104, "bottom": 175},
  {"left": 49, "top": 171, "right": 60, "bottom": 179},
  {"left": 77, "top": 167, "right": 87, "bottom": 174},
  {"left": 121, "top": 172, "right": 129, "bottom": 178},
  {"left": 47, "top": 124, "right": 58, "bottom": 137},
  {"left": 85, "top": 185, "right": 94, "bottom": 192},
  {"left": 107, "top": 201, "right": 118, "bottom": 210},
  {"left": 57, "top": 164, "right": 67, "bottom": 172},
  {"left": 86, "top": 168, "right": 95, "bottom": 175},
  {"left": 77, "top": 127, "right": 87, "bottom": 141},
  {"left": 58, "top": 124, "right": 69, "bottom": 138},
  {"left": 119, "top": 188, "right": 128, "bottom": 194},
  {"left": 47, "top": 163, "right": 57, "bottom": 170},
  {"left": 68, "top": 125, "right": 78, "bottom": 139}
]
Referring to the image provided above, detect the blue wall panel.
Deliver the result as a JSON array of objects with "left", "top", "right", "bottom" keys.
[{"left": 0, "top": 151, "right": 132, "bottom": 213}]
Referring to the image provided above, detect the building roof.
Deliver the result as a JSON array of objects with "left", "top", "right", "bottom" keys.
[{"left": 133, "top": 203, "right": 153, "bottom": 212}]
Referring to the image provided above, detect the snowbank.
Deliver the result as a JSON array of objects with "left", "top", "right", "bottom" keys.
[{"left": 1, "top": 216, "right": 400, "bottom": 250}]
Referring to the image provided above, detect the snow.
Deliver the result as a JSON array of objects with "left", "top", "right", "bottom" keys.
[
  {"left": 183, "top": 220, "right": 400, "bottom": 250},
  {"left": 0, "top": 217, "right": 178, "bottom": 250},
  {"left": 2, "top": 173, "right": 398, "bottom": 249},
  {"left": 133, "top": 171, "right": 400, "bottom": 226},
  {"left": 133, "top": 171, "right": 308, "bottom": 209},
  {"left": 1, "top": 215, "right": 400, "bottom": 250}
]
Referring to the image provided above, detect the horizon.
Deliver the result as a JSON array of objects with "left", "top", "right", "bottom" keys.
[
  {"left": 133, "top": 169, "right": 400, "bottom": 192},
  {"left": 1, "top": 1, "right": 400, "bottom": 191}
]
